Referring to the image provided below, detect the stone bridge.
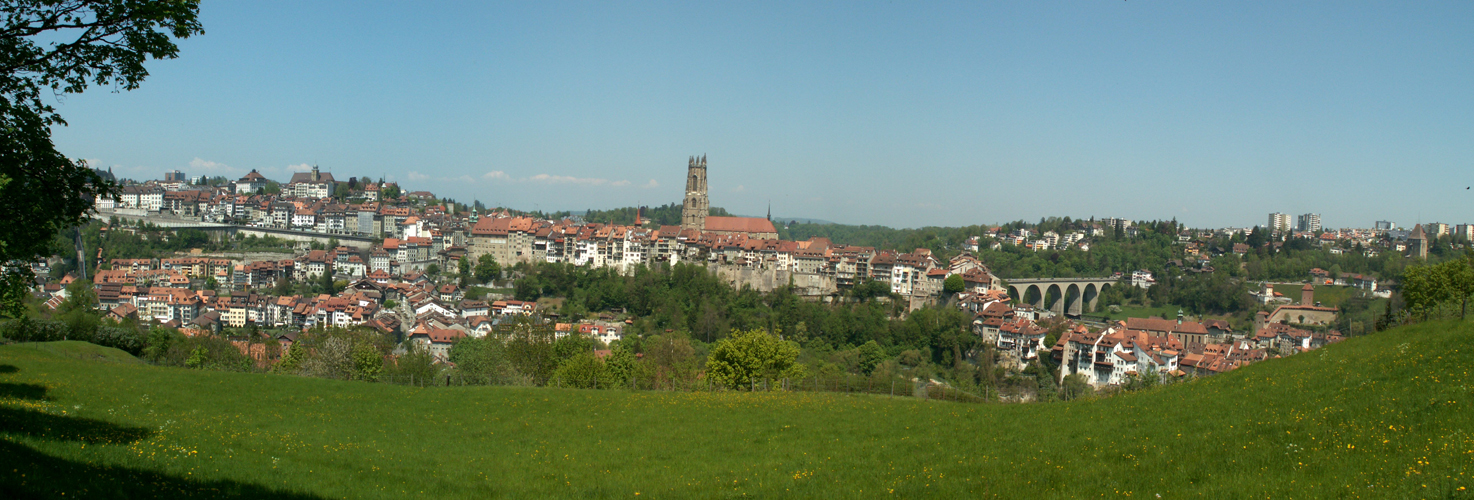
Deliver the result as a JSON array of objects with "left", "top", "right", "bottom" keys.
[{"left": 1002, "top": 277, "right": 1118, "bottom": 317}]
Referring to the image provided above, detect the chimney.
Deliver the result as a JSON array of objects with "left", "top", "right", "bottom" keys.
[{"left": 1301, "top": 284, "right": 1314, "bottom": 305}]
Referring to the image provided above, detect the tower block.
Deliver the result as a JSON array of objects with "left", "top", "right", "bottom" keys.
[{"left": 681, "top": 154, "right": 709, "bottom": 231}]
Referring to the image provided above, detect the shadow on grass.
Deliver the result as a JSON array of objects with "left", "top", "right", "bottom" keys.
[
  {"left": 0, "top": 406, "right": 155, "bottom": 444},
  {"left": 0, "top": 364, "right": 17, "bottom": 374},
  {"left": 0, "top": 364, "right": 322, "bottom": 498},
  {"left": 0, "top": 367, "right": 148, "bottom": 444},
  {"left": 0, "top": 382, "right": 47, "bottom": 400},
  {"left": 0, "top": 440, "right": 324, "bottom": 499}
]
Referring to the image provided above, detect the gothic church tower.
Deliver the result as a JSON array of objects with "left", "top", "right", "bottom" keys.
[{"left": 681, "top": 154, "right": 709, "bottom": 231}]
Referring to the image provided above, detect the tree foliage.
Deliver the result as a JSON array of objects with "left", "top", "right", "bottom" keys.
[
  {"left": 1401, "top": 256, "right": 1474, "bottom": 321},
  {"left": 474, "top": 254, "right": 500, "bottom": 284},
  {"left": 0, "top": 0, "right": 202, "bottom": 317},
  {"left": 705, "top": 327, "right": 804, "bottom": 390}
]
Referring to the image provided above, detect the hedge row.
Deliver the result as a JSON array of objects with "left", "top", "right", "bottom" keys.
[{"left": 0, "top": 319, "right": 147, "bottom": 355}]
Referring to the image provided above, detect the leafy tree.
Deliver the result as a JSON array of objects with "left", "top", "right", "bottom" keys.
[
  {"left": 1245, "top": 226, "right": 1267, "bottom": 250},
  {"left": 1061, "top": 373, "right": 1093, "bottom": 401},
  {"left": 552, "top": 333, "right": 596, "bottom": 361},
  {"left": 857, "top": 340, "right": 885, "bottom": 375},
  {"left": 1403, "top": 257, "right": 1474, "bottom": 321},
  {"left": 56, "top": 278, "right": 96, "bottom": 314},
  {"left": 502, "top": 316, "right": 559, "bottom": 384},
  {"left": 943, "top": 274, "right": 965, "bottom": 295},
  {"left": 474, "top": 254, "right": 500, "bottom": 284},
  {"left": 643, "top": 333, "right": 698, "bottom": 384},
  {"left": 425, "top": 263, "right": 440, "bottom": 276},
  {"left": 457, "top": 256, "right": 471, "bottom": 287},
  {"left": 318, "top": 271, "right": 334, "bottom": 295},
  {"left": 141, "top": 325, "right": 183, "bottom": 363},
  {"left": 0, "top": 1, "right": 202, "bottom": 317},
  {"left": 275, "top": 275, "right": 293, "bottom": 296},
  {"left": 1446, "top": 256, "right": 1474, "bottom": 319},
  {"left": 603, "top": 346, "right": 637, "bottom": 385},
  {"left": 385, "top": 341, "right": 440, "bottom": 385},
  {"left": 705, "top": 327, "right": 804, "bottom": 390},
  {"left": 448, "top": 336, "right": 511, "bottom": 384},
  {"left": 1402, "top": 263, "right": 1452, "bottom": 322},
  {"left": 552, "top": 352, "right": 611, "bottom": 389}
]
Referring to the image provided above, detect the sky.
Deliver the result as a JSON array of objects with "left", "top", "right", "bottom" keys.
[{"left": 47, "top": 1, "right": 1474, "bottom": 229}]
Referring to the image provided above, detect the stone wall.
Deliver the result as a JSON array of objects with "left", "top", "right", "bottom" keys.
[{"left": 709, "top": 265, "right": 837, "bottom": 298}]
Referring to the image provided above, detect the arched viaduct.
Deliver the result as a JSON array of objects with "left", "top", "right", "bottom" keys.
[
  {"left": 1003, "top": 277, "right": 1118, "bottom": 317},
  {"left": 98, "top": 212, "right": 376, "bottom": 249}
]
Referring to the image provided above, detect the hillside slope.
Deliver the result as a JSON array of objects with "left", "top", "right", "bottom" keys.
[{"left": 1, "top": 321, "right": 1471, "bottom": 498}]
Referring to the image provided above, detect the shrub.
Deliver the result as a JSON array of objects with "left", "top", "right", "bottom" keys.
[
  {"left": 0, "top": 318, "right": 145, "bottom": 355},
  {"left": 552, "top": 352, "right": 612, "bottom": 389}
]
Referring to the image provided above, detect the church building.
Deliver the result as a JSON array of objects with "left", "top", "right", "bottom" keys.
[{"left": 681, "top": 155, "right": 778, "bottom": 239}]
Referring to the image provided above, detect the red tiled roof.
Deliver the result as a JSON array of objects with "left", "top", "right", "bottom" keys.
[{"left": 704, "top": 216, "right": 777, "bottom": 235}]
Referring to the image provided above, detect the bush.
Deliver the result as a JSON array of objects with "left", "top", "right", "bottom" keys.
[
  {"left": 552, "top": 352, "right": 612, "bottom": 389},
  {"left": 384, "top": 342, "right": 441, "bottom": 386},
  {"left": 160, "top": 334, "right": 254, "bottom": 371},
  {"left": 0, "top": 318, "right": 145, "bottom": 355},
  {"left": 448, "top": 336, "right": 513, "bottom": 384},
  {"left": 92, "top": 325, "right": 146, "bottom": 355},
  {"left": 706, "top": 328, "right": 805, "bottom": 390}
]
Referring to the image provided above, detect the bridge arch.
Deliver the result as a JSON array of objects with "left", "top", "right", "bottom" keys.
[
  {"left": 1044, "top": 284, "right": 1064, "bottom": 315},
  {"left": 1000, "top": 277, "right": 1119, "bottom": 316},
  {"left": 1065, "top": 283, "right": 1083, "bottom": 316}
]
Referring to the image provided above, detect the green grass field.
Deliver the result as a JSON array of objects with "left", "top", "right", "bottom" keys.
[
  {"left": 1102, "top": 303, "right": 1181, "bottom": 322},
  {"left": 1273, "top": 284, "right": 1361, "bottom": 308},
  {"left": 3, "top": 322, "right": 1473, "bottom": 498}
]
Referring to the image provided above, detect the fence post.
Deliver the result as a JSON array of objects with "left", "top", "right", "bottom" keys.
[{"left": 891, "top": 381, "right": 895, "bottom": 397}]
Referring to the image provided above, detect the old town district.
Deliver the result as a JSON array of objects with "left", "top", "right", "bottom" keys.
[{"left": 49, "top": 158, "right": 1349, "bottom": 389}]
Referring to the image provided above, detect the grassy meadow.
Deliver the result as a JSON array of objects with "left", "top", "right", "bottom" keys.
[
  {"left": 1273, "top": 284, "right": 1361, "bottom": 308},
  {"left": 1102, "top": 303, "right": 1181, "bottom": 322},
  {"left": 3, "top": 320, "right": 1473, "bottom": 498}
]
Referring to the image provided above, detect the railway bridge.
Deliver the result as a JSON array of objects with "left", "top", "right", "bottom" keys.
[{"left": 1002, "top": 277, "right": 1119, "bottom": 317}]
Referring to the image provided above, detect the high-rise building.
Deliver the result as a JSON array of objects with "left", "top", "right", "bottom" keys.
[
  {"left": 1268, "top": 213, "right": 1291, "bottom": 233},
  {"left": 1375, "top": 220, "right": 1396, "bottom": 231},
  {"left": 1430, "top": 223, "right": 1450, "bottom": 238},
  {"left": 1456, "top": 224, "right": 1474, "bottom": 242},
  {"left": 681, "top": 155, "right": 708, "bottom": 231},
  {"left": 1296, "top": 213, "right": 1322, "bottom": 232},
  {"left": 164, "top": 170, "right": 185, "bottom": 182}
]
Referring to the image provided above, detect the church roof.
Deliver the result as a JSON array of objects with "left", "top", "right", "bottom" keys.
[{"left": 705, "top": 216, "right": 777, "bottom": 235}]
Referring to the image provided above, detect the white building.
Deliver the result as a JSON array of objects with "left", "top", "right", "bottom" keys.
[
  {"left": 1131, "top": 270, "right": 1155, "bottom": 289},
  {"left": 1268, "top": 212, "right": 1291, "bottom": 233}
]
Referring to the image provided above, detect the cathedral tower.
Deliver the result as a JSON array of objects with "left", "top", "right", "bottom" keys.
[{"left": 681, "top": 154, "right": 709, "bottom": 231}]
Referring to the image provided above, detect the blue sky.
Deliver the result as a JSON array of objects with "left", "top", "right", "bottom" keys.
[{"left": 49, "top": 1, "right": 1473, "bottom": 229}]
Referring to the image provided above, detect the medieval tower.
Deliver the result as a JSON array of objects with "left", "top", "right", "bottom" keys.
[{"left": 681, "top": 154, "right": 709, "bottom": 230}]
